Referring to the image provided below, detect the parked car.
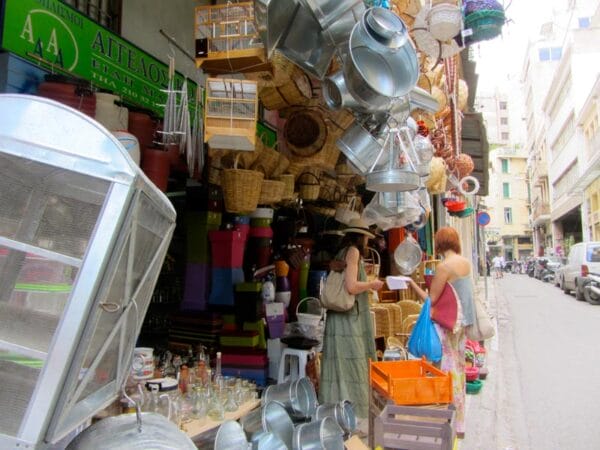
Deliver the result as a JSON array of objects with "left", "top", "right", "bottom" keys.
[{"left": 557, "top": 242, "right": 600, "bottom": 300}]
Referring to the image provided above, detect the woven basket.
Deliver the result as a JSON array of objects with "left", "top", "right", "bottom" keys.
[
  {"left": 371, "top": 306, "right": 393, "bottom": 338},
  {"left": 297, "top": 172, "right": 320, "bottom": 201},
  {"left": 258, "top": 179, "right": 285, "bottom": 205},
  {"left": 272, "top": 152, "right": 291, "bottom": 178},
  {"left": 431, "top": 85, "right": 447, "bottom": 113},
  {"left": 284, "top": 109, "right": 328, "bottom": 157},
  {"left": 465, "top": 9, "right": 505, "bottom": 44},
  {"left": 381, "top": 303, "right": 403, "bottom": 336},
  {"left": 458, "top": 79, "right": 469, "bottom": 111},
  {"left": 277, "top": 174, "right": 295, "bottom": 200},
  {"left": 251, "top": 140, "right": 280, "bottom": 176},
  {"left": 259, "top": 68, "right": 313, "bottom": 110},
  {"left": 222, "top": 155, "right": 264, "bottom": 213}
]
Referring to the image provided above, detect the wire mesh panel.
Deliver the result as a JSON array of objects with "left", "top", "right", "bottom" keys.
[
  {"left": 0, "top": 152, "right": 108, "bottom": 438},
  {"left": 204, "top": 78, "right": 258, "bottom": 151}
]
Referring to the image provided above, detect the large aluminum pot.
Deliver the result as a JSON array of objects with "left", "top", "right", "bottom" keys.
[
  {"left": 344, "top": 8, "right": 419, "bottom": 101},
  {"left": 292, "top": 417, "right": 344, "bottom": 450},
  {"left": 65, "top": 413, "right": 197, "bottom": 450},
  {"left": 240, "top": 401, "right": 294, "bottom": 448},
  {"left": 301, "top": 0, "right": 363, "bottom": 29},
  {"left": 262, "top": 378, "right": 318, "bottom": 420},
  {"left": 314, "top": 400, "right": 356, "bottom": 435}
]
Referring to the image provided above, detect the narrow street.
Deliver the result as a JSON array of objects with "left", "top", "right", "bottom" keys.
[{"left": 463, "top": 273, "right": 600, "bottom": 450}]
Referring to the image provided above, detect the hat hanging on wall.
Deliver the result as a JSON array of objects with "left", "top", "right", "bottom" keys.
[{"left": 411, "top": 3, "right": 462, "bottom": 61}]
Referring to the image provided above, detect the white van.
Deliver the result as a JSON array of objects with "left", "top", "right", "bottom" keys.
[{"left": 558, "top": 242, "right": 600, "bottom": 300}]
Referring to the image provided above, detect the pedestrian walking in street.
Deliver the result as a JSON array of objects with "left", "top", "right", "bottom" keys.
[
  {"left": 492, "top": 255, "right": 504, "bottom": 278},
  {"left": 407, "top": 227, "right": 475, "bottom": 439}
]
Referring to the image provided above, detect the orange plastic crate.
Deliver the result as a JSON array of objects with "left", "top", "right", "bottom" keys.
[{"left": 370, "top": 358, "right": 453, "bottom": 405}]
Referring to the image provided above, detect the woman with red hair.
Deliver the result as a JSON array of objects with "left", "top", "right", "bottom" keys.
[{"left": 407, "top": 226, "right": 475, "bottom": 439}]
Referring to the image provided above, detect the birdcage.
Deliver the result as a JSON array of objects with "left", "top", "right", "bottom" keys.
[
  {"left": 204, "top": 78, "right": 258, "bottom": 151},
  {"left": 195, "top": 2, "right": 268, "bottom": 74},
  {"left": 0, "top": 94, "right": 176, "bottom": 448}
]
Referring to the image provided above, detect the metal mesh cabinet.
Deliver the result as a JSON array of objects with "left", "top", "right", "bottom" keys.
[{"left": 0, "top": 95, "right": 176, "bottom": 449}]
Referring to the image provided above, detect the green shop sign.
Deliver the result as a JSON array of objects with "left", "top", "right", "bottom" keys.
[{"left": 0, "top": 0, "right": 197, "bottom": 116}]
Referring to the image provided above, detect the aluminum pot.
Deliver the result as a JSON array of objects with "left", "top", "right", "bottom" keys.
[
  {"left": 344, "top": 8, "right": 419, "bottom": 100},
  {"left": 65, "top": 412, "right": 197, "bottom": 450},
  {"left": 321, "top": 2, "right": 365, "bottom": 45},
  {"left": 250, "top": 431, "right": 288, "bottom": 450},
  {"left": 240, "top": 401, "right": 294, "bottom": 448},
  {"left": 314, "top": 400, "right": 356, "bottom": 435},
  {"left": 292, "top": 417, "right": 344, "bottom": 450},
  {"left": 262, "top": 378, "right": 317, "bottom": 420},
  {"left": 336, "top": 121, "right": 387, "bottom": 175}
]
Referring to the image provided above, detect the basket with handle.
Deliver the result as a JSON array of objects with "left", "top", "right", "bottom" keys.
[
  {"left": 258, "top": 179, "right": 285, "bottom": 205},
  {"left": 297, "top": 172, "right": 320, "bottom": 201},
  {"left": 364, "top": 247, "right": 381, "bottom": 281},
  {"left": 296, "top": 297, "right": 325, "bottom": 328},
  {"left": 251, "top": 138, "right": 280, "bottom": 176},
  {"left": 277, "top": 174, "right": 295, "bottom": 200},
  {"left": 335, "top": 196, "right": 361, "bottom": 226},
  {"left": 222, "top": 154, "right": 264, "bottom": 213}
]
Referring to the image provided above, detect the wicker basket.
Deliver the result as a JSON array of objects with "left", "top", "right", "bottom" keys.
[
  {"left": 381, "top": 304, "right": 403, "bottom": 337},
  {"left": 258, "top": 179, "right": 285, "bottom": 205},
  {"left": 371, "top": 306, "right": 393, "bottom": 338},
  {"left": 251, "top": 140, "right": 280, "bottom": 176},
  {"left": 297, "top": 172, "right": 320, "bottom": 201},
  {"left": 259, "top": 67, "right": 313, "bottom": 110},
  {"left": 222, "top": 155, "right": 264, "bottom": 213},
  {"left": 284, "top": 109, "right": 328, "bottom": 157},
  {"left": 277, "top": 174, "right": 295, "bottom": 200}
]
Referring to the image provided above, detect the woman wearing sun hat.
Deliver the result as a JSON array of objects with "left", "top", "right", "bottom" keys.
[{"left": 319, "top": 218, "right": 384, "bottom": 422}]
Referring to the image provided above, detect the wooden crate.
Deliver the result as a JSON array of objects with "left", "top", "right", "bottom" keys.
[
  {"left": 204, "top": 78, "right": 258, "bottom": 151},
  {"left": 373, "top": 402, "right": 456, "bottom": 450},
  {"left": 195, "top": 2, "right": 268, "bottom": 74}
]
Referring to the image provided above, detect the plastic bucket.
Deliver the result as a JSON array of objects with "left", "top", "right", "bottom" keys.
[
  {"left": 314, "top": 400, "right": 356, "bottom": 435},
  {"left": 292, "top": 416, "right": 344, "bottom": 450},
  {"left": 262, "top": 378, "right": 317, "bottom": 420},
  {"left": 240, "top": 401, "right": 294, "bottom": 448}
]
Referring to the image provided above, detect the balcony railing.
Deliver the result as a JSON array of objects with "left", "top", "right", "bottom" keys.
[{"left": 531, "top": 198, "right": 550, "bottom": 218}]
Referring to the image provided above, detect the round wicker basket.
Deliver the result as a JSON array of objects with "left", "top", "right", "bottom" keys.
[
  {"left": 284, "top": 109, "right": 328, "bottom": 157},
  {"left": 277, "top": 174, "right": 295, "bottom": 200},
  {"left": 297, "top": 172, "right": 321, "bottom": 201},
  {"left": 222, "top": 156, "right": 264, "bottom": 213},
  {"left": 258, "top": 179, "right": 285, "bottom": 205}
]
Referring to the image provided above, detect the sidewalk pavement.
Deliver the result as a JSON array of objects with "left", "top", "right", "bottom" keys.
[{"left": 460, "top": 274, "right": 500, "bottom": 449}]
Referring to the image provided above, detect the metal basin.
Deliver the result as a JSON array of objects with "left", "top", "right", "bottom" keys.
[
  {"left": 250, "top": 431, "right": 287, "bottom": 450},
  {"left": 366, "top": 168, "right": 421, "bottom": 192},
  {"left": 301, "top": 0, "right": 363, "bottom": 29},
  {"left": 262, "top": 378, "right": 317, "bottom": 420},
  {"left": 65, "top": 413, "right": 197, "bottom": 450},
  {"left": 214, "top": 420, "right": 250, "bottom": 450},
  {"left": 314, "top": 401, "right": 356, "bottom": 435}
]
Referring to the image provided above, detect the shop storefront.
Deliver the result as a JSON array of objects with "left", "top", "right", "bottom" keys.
[{"left": 0, "top": 0, "right": 502, "bottom": 448}]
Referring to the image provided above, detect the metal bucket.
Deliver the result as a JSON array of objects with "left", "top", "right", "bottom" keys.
[
  {"left": 262, "top": 378, "right": 317, "bottom": 420},
  {"left": 250, "top": 431, "right": 288, "bottom": 450},
  {"left": 344, "top": 8, "right": 418, "bottom": 100},
  {"left": 292, "top": 417, "right": 344, "bottom": 450},
  {"left": 214, "top": 420, "right": 250, "bottom": 450},
  {"left": 302, "top": 0, "right": 363, "bottom": 30},
  {"left": 255, "top": 0, "right": 300, "bottom": 58},
  {"left": 241, "top": 401, "right": 294, "bottom": 448},
  {"left": 314, "top": 400, "right": 356, "bottom": 435},
  {"left": 336, "top": 122, "right": 387, "bottom": 175}
]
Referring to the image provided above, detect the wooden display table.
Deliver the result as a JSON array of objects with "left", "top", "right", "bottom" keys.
[{"left": 182, "top": 398, "right": 261, "bottom": 441}]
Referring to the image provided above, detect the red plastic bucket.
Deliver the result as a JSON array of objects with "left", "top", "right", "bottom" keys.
[
  {"left": 209, "top": 230, "right": 246, "bottom": 268},
  {"left": 141, "top": 147, "right": 170, "bottom": 192}
]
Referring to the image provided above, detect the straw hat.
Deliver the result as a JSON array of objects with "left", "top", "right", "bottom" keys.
[{"left": 343, "top": 218, "right": 376, "bottom": 239}]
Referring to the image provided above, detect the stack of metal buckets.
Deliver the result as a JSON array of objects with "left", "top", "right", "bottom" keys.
[{"left": 213, "top": 377, "right": 355, "bottom": 449}]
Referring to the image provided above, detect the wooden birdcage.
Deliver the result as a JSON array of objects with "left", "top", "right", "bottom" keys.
[
  {"left": 195, "top": 2, "right": 268, "bottom": 75},
  {"left": 204, "top": 78, "right": 258, "bottom": 151}
]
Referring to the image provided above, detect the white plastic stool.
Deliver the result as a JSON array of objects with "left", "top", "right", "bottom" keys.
[{"left": 277, "top": 348, "right": 312, "bottom": 384}]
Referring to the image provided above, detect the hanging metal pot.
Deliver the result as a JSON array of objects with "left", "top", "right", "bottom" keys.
[
  {"left": 277, "top": 3, "right": 336, "bottom": 79},
  {"left": 344, "top": 8, "right": 419, "bottom": 100},
  {"left": 336, "top": 121, "right": 387, "bottom": 175},
  {"left": 255, "top": 0, "right": 301, "bottom": 58}
]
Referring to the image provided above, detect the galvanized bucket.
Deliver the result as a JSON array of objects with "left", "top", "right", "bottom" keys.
[
  {"left": 292, "top": 417, "right": 344, "bottom": 450},
  {"left": 240, "top": 401, "right": 294, "bottom": 448},
  {"left": 336, "top": 122, "right": 387, "bottom": 175},
  {"left": 250, "top": 431, "right": 288, "bottom": 450},
  {"left": 314, "top": 400, "right": 356, "bottom": 435},
  {"left": 262, "top": 378, "right": 318, "bottom": 420}
]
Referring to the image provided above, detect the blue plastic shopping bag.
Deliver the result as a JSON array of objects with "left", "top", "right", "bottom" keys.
[{"left": 407, "top": 298, "right": 442, "bottom": 363}]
